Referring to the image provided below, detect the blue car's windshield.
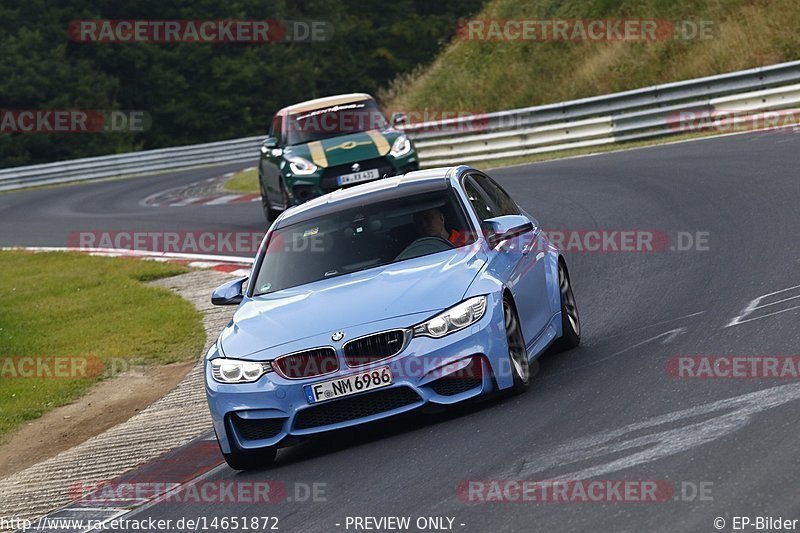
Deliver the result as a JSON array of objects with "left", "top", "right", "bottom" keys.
[
  {"left": 252, "top": 189, "right": 475, "bottom": 296},
  {"left": 285, "top": 99, "right": 389, "bottom": 145}
]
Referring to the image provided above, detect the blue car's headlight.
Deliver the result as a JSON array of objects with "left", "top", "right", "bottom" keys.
[
  {"left": 210, "top": 358, "right": 273, "bottom": 384},
  {"left": 413, "top": 296, "right": 487, "bottom": 338}
]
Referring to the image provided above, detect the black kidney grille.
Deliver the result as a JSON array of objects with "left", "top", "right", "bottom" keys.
[
  {"left": 273, "top": 347, "right": 339, "bottom": 379},
  {"left": 343, "top": 329, "right": 407, "bottom": 367}
]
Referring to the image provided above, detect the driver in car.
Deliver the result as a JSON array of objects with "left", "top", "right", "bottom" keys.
[{"left": 413, "top": 208, "right": 468, "bottom": 247}]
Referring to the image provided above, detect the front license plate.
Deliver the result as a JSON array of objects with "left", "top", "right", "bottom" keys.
[
  {"left": 304, "top": 366, "right": 393, "bottom": 404},
  {"left": 337, "top": 168, "right": 379, "bottom": 186}
]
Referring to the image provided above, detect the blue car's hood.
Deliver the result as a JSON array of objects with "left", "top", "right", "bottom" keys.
[{"left": 219, "top": 248, "right": 486, "bottom": 357}]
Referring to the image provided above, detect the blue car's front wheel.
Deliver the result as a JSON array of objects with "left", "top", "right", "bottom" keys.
[
  {"left": 553, "top": 260, "right": 581, "bottom": 351},
  {"left": 504, "top": 297, "right": 530, "bottom": 394}
]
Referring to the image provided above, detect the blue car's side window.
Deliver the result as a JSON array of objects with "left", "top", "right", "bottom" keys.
[
  {"left": 472, "top": 173, "right": 519, "bottom": 216},
  {"left": 463, "top": 176, "right": 496, "bottom": 224}
]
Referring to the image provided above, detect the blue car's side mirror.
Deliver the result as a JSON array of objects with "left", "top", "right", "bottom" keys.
[
  {"left": 211, "top": 277, "right": 248, "bottom": 306},
  {"left": 484, "top": 215, "right": 534, "bottom": 248}
]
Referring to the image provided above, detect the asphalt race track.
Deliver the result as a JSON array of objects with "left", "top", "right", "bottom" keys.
[
  {"left": 4, "top": 130, "right": 800, "bottom": 532},
  {"left": 0, "top": 163, "right": 258, "bottom": 254}
]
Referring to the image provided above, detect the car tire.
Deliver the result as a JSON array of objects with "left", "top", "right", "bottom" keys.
[
  {"left": 222, "top": 445, "right": 277, "bottom": 471},
  {"left": 504, "top": 296, "right": 530, "bottom": 394},
  {"left": 552, "top": 260, "right": 581, "bottom": 351},
  {"left": 261, "top": 179, "right": 287, "bottom": 223}
]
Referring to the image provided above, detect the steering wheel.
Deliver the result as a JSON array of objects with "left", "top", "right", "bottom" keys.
[{"left": 395, "top": 236, "right": 455, "bottom": 261}]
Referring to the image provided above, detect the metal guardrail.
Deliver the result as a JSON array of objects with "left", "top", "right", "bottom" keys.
[
  {"left": 3, "top": 60, "right": 800, "bottom": 191},
  {"left": 404, "top": 60, "right": 800, "bottom": 166},
  {"left": 0, "top": 136, "right": 263, "bottom": 192}
]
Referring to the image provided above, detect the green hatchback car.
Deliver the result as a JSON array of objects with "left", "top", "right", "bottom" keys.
[{"left": 258, "top": 93, "right": 419, "bottom": 222}]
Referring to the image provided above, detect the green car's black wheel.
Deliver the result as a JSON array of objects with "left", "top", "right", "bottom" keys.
[{"left": 261, "top": 179, "right": 288, "bottom": 223}]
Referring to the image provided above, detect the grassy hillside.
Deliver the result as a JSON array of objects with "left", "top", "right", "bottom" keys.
[{"left": 384, "top": 0, "right": 800, "bottom": 113}]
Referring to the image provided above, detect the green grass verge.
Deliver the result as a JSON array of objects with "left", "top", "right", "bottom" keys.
[
  {"left": 224, "top": 167, "right": 259, "bottom": 194},
  {"left": 0, "top": 251, "right": 205, "bottom": 439}
]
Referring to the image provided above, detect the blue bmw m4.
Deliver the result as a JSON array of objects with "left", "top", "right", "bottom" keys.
[{"left": 205, "top": 165, "right": 581, "bottom": 470}]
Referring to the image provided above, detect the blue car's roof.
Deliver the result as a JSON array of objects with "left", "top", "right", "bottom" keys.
[{"left": 274, "top": 166, "right": 468, "bottom": 228}]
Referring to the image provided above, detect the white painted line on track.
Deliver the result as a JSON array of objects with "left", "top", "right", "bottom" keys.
[
  {"left": 508, "top": 382, "right": 800, "bottom": 481},
  {"left": 3, "top": 246, "right": 253, "bottom": 265},
  {"left": 85, "top": 463, "right": 230, "bottom": 533},
  {"left": 202, "top": 194, "right": 242, "bottom": 205},
  {"left": 187, "top": 261, "right": 223, "bottom": 268},
  {"left": 545, "top": 327, "right": 687, "bottom": 379},
  {"left": 726, "top": 284, "right": 800, "bottom": 327},
  {"left": 603, "top": 310, "right": 705, "bottom": 340},
  {"left": 167, "top": 197, "right": 206, "bottom": 207}
]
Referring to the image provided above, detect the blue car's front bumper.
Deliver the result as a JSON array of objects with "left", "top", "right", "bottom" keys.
[{"left": 205, "top": 293, "right": 516, "bottom": 454}]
